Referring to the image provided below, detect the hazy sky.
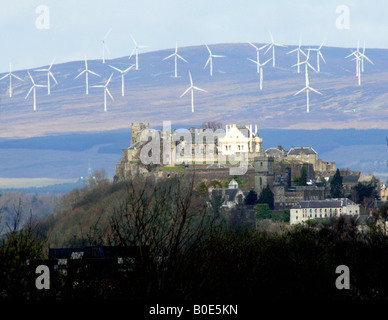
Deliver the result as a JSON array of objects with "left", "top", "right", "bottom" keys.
[{"left": 1, "top": 0, "right": 387, "bottom": 72}]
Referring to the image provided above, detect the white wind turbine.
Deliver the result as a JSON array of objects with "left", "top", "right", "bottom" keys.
[
  {"left": 248, "top": 42, "right": 268, "bottom": 73},
  {"left": 25, "top": 71, "right": 47, "bottom": 111},
  {"left": 100, "top": 29, "right": 112, "bottom": 64},
  {"left": 248, "top": 57, "right": 272, "bottom": 90},
  {"left": 204, "top": 44, "right": 225, "bottom": 76},
  {"left": 287, "top": 38, "right": 306, "bottom": 73},
  {"left": 35, "top": 58, "right": 57, "bottom": 95},
  {"left": 345, "top": 41, "right": 373, "bottom": 85},
  {"left": 109, "top": 64, "right": 135, "bottom": 96},
  {"left": 129, "top": 35, "right": 150, "bottom": 70},
  {"left": 264, "top": 32, "right": 287, "bottom": 67},
  {"left": 0, "top": 62, "right": 23, "bottom": 97},
  {"left": 180, "top": 71, "right": 207, "bottom": 112},
  {"left": 293, "top": 52, "right": 322, "bottom": 113},
  {"left": 162, "top": 42, "right": 188, "bottom": 78},
  {"left": 74, "top": 57, "right": 100, "bottom": 95},
  {"left": 92, "top": 73, "right": 114, "bottom": 112},
  {"left": 307, "top": 40, "right": 326, "bottom": 72}
]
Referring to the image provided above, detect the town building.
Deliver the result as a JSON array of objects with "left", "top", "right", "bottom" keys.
[
  {"left": 290, "top": 198, "right": 360, "bottom": 225},
  {"left": 208, "top": 179, "right": 246, "bottom": 209}
]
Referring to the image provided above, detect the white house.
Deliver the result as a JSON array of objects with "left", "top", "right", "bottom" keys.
[
  {"left": 290, "top": 198, "right": 360, "bottom": 225},
  {"left": 218, "top": 124, "right": 262, "bottom": 156}
]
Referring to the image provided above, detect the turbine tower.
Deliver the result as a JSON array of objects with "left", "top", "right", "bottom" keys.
[
  {"left": 293, "top": 53, "right": 322, "bottom": 113},
  {"left": 180, "top": 71, "right": 207, "bottom": 112},
  {"left": 35, "top": 58, "right": 57, "bottom": 95},
  {"left": 248, "top": 58, "right": 272, "bottom": 90},
  {"left": 74, "top": 57, "right": 100, "bottom": 95},
  {"left": 25, "top": 71, "right": 47, "bottom": 111},
  {"left": 129, "top": 35, "right": 150, "bottom": 70},
  {"left": 100, "top": 28, "right": 112, "bottom": 64},
  {"left": 204, "top": 44, "right": 225, "bottom": 76},
  {"left": 264, "top": 32, "right": 286, "bottom": 67},
  {"left": 163, "top": 42, "right": 188, "bottom": 78},
  {"left": 0, "top": 62, "right": 23, "bottom": 97},
  {"left": 109, "top": 64, "right": 134, "bottom": 96},
  {"left": 287, "top": 38, "right": 306, "bottom": 73},
  {"left": 248, "top": 42, "right": 268, "bottom": 73},
  {"left": 91, "top": 73, "right": 114, "bottom": 112},
  {"left": 307, "top": 40, "right": 326, "bottom": 72}
]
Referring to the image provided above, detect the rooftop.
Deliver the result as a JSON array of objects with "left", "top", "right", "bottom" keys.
[{"left": 291, "top": 198, "right": 357, "bottom": 209}]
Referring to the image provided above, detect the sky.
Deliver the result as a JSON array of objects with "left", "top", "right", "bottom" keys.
[{"left": 1, "top": 0, "right": 388, "bottom": 72}]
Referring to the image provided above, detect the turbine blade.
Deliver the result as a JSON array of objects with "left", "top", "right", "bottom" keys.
[
  {"left": 193, "top": 86, "right": 207, "bottom": 93},
  {"left": 104, "top": 28, "right": 112, "bottom": 40},
  {"left": 177, "top": 54, "right": 188, "bottom": 63},
  {"left": 106, "top": 88, "right": 114, "bottom": 100},
  {"left": 163, "top": 53, "right": 175, "bottom": 61},
  {"left": 11, "top": 73, "right": 24, "bottom": 81},
  {"left": 0, "top": 74, "right": 9, "bottom": 80},
  {"left": 294, "top": 87, "right": 307, "bottom": 96},
  {"left": 204, "top": 57, "right": 211, "bottom": 69},
  {"left": 49, "top": 58, "right": 56, "bottom": 69},
  {"left": 105, "top": 73, "right": 114, "bottom": 86},
  {"left": 248, "top": 58, "right": 259, "bottom": 65},
  {"left": 49, "top": 71, "right": 58, "bottom": 84},
  {"left": 74, "top": 70, "right": 86, "bottom": 79},
  {"left": 309, "top": 87, "right": 322, "bottom": 95},
  {"left": 88, "top": 70, "right": 100, "bottom": 77},
  {"left": 109, "top": 65, "right": 123, "bottom": 73},
  {"left": 262, "top": 58, "right": 272, "bottom": 66},
  {"left": 25, "top": 86, "right": 34, "bottom": 99},
  {"left": 287, "top": 48, "right": 298, "bottom": 54},
  {"left": 248, "top": 42, "right": 259, "bottom": 50},
  {"left": 124, "top": 64, "right": 135, "bottom": 73},
  {"left": 319, "top": 52, "right": 326, "bottom": 63},
  {"left": 28, "top": 71, "right": 35, "bottom": 85},
  {"left": 180, "top": 87, "right": 191, "bottom": 98},
  {"left": 264, "top": 44, "right": 273, "bottom": 54}
]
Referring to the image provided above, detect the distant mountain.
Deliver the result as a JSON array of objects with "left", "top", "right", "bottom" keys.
[{"left": 0, "top": 43, "right": 387, "bottom": 139}]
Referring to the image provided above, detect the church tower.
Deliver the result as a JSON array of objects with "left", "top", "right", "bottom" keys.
[{"left": 254, "top": 150, "right": 275, "bottom": 194}]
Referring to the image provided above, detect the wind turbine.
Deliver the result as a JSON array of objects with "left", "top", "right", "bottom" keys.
[
  {"left": 162, "top": 42, "right": 188, "bottom": 78},
  {"left": 345, "top": 41, "right": 373, "bottom": 85},
  {"left": 74, "top": 57, "right": 100, "bottom": 95},
  {"left": 180, "top": 71, "right": 207, "bottom": 112},
  {"left": 100, "top": 28, "right": 112, "bottom": 64},
  {"left": 91, "top": 73, "right": 114, "bottom": 112},
  {"left": 129, "top": 35, "right": 150, "bottom": 70},
  {"left": 204, "top": 44, "right": 225, "bottom": 76},
  {"left": 293, "top": 53, "right": 322, "bottom": 113},
  {"left": 264, "top": 32, "right": 287, "bottom": 67},
  {"left": 248, "top": 42, "right": 268, "bottom": 73},
  {"left": 25, "top": 71, "right": 47, "bottom": 111},
  {"left": 109, "top": 64, "right": 135, "bottom": 96},
  {"left": 248, "top": 58, "right": 272, "bottom": 90},
  {"left": 0, "top": 62, "right": 23, "bottom": 97},
  {"left": 307, "top": 40, "right": 326, "bottom": 72},
  {"left": 287, "top": 38, "right": 306, "bottom": 73},
  {"left": 35, "top": 58, "right": 57, "bottom": 95}
]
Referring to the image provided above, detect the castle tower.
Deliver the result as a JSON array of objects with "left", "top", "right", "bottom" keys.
[
  {"left": 254, "top": 151, "right": 275, "bottom": 194},
  {"left": 130, "top": 122, "right": 150, "bottom": 146}
]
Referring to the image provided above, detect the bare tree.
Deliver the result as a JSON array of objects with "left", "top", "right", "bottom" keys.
[{"left": 109, "top": 173, "right": 212, "bottom": 257}]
